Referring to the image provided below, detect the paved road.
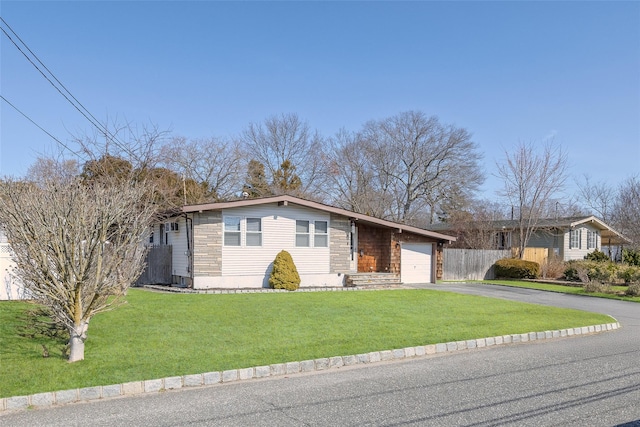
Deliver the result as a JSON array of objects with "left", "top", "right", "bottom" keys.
[{"left": 2, "top": 284, "right": 639, "bottom": 426}]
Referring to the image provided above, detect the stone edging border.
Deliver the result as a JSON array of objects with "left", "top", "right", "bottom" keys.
[{"left": 0, "top": 321, "right": 620, "bottom": 414}]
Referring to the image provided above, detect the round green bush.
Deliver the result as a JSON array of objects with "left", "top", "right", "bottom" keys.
[
  {"left": 584, "top": 250, "right": 610, "bottom": 262},
  {"left": 268, "top": 250, "right": 301, "bottom": 291},
  {"left": 494, "top": 258, "right": 540, "bottom": 279},
  {"left": 625, "top": 283, "right": 640, "bottom": 297}
]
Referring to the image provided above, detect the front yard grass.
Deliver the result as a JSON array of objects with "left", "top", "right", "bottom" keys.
[
  {"left": 0, "top": 288, "right": 614, "bottom": 398},
  {"left": 483, "top": 280, "right": 640, "bottom": 302}
]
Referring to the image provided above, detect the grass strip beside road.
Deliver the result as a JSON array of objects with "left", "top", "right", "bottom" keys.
[
  {"left": 0, "top": 288, "right": 613, "bottom": 398},
  {"left": 483, "top": 280, "right": 640, "bottom": 302}
]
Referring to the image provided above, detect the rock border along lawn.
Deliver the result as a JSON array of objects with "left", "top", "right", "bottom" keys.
[{"left": 0, "top": 321, "right": 620, "bottom": 413}]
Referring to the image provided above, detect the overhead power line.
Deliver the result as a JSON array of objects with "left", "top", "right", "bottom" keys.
[
  {"left": 0, "top": 95, "right": 82, "bottom": 157},
  {"left": 0, "top": 16, "right": 135, "bottom": 158}
]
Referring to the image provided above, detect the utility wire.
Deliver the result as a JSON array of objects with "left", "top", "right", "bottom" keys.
[
  {"left": 0, "top": 17, "right": 135, "bottom": 158},
  {"left": 0, "top": 94, "right": 83, "bottom": 158}
]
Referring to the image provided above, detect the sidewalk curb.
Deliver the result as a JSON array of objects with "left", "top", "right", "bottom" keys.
[{"left": 0, "top": 321, "right": 621, "bottom": 414}]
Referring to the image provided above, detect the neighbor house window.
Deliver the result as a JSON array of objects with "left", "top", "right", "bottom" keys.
[
  {"left": 224, "top": 216, "right": 241, "bottom": 246},
  {"left": 314, "top": 221, "right": 328, "bottom": 247},
  {"left": 495, "top": 231, "right": 510, "bottom": 250},
  {"left": 246, "top": 218, "right": 262, "bottom": 246},
  {"left": 587, "top": 230, "right": 597, "bottom": 249},
  {"left": 296, "top": 220, "right": 310, "bottom": 247},
  {"left": 570, "top": 229, "right": 581, "bottom": 249}
]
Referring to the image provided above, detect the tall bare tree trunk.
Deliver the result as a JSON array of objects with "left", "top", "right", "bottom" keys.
[{"left": 68, "top": 320, "right": 89, "bottom": 362}]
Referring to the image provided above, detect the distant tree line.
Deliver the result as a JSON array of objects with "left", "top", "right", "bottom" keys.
[{"left": 22, "top": 110, "right": 640, "bottom": 248}]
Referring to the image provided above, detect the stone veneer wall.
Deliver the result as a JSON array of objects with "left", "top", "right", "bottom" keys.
[
  {"left": 329, "top": 213, "right": 351, "bottom": 273},
  {"left": 192, "top": 211, "right": 222, "bottom": 277}
]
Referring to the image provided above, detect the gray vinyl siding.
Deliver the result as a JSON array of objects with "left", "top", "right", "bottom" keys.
[{"left": 527, "top": 230, "right": 555, "bottom": 248}]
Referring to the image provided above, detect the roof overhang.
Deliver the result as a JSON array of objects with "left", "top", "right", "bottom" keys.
[
  {"left": 183, "top": 195, "right": 456, "bottom": 243},
  {"left": 570, "top": 217, "right": 631, "bottom": 246}
]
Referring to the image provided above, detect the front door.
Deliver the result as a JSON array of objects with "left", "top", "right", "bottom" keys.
[{"left": 349, "top": 225, "right": 358, "bottom": 271}]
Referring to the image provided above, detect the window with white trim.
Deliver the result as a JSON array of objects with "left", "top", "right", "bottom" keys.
[
  {"left": 296, "top": 220, "right": 310, "bottom": 247},
  {"left": 246, "top": 218, "right": 262, "bottom": 246},
  {"left": 314, "top": 220, "right": 328, "bottom": 247},
  {"left": 224, "top": 216, "right": 241, "bottom": 246},
  {"left": 495, "top": 231, "right": 511, "bottom": 249},
  {"left": 587, "top": 230, "right": 597, "bottom": 249},
  {"left": 569, "top": 229, "right": 581, "bottom": 249}
]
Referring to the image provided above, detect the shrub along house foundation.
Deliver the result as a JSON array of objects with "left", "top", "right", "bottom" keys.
[{"left": 149, "top": 195, "right": 455, "bottom": 289}]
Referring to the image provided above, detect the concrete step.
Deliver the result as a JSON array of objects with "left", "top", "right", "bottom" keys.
[{"left": 345, "top": 273, "right": 402, "bottom": 287}]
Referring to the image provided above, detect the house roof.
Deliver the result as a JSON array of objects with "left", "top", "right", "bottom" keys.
[
  {"left": 428, "top": 215, "right": 629, "bottom": 245},
  {"left": 183, "top": 195, "right": 456, "bottom": 243}
]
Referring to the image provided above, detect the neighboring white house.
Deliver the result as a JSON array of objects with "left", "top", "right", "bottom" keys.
[
  {"left": 149, "top": 195, "right": 456, "bottom": 289},
  {"left": 429, "top": 216, "right": 629, "bottom": 262},
  {"left": 0, "top": 230, "right": 28, "bottom": 300}
]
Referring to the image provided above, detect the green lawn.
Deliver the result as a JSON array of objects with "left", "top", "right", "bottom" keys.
[
  {"left": 483, "top": 280, "right": 640, "bottom": 302},
  {"left": 0, "top": 288, "right": 613, "bottom": 398}
]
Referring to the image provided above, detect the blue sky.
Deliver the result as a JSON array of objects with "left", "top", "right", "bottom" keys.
[{"left": 1, "top": 1, "right": 638, "bottom": 201}]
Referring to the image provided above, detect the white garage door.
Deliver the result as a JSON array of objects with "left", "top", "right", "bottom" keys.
[{"left": 401, "top": 243, "right": 433, "bottom": 284}]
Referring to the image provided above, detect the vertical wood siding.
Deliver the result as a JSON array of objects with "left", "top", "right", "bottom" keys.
[{"left": 443, "top": 249, "right": 511, "bottom": 280}]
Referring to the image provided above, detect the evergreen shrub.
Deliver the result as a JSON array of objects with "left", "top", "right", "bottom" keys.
[
  {"left": 584, "top": 250, "right": 610, "bottom": 262},
  {"left": 269, "top": 250, "right": 301, "bottom": 291},
  {"left": 623, "top": 249, "right": 640, "bottom": 267},
  {"left": 618, "top": 266, "right": 640, "bottom": 284},
  {"left": 494, "top": 258, "right": 540, "bottom": 279}
]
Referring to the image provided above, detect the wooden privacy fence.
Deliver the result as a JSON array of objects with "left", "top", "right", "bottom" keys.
[
  {"left": 511, "top": 247, "right": 549, "bottom": 265},
  {"left": 135, "top": 245, "right": 173, "bottom": 286},
  {"left": 442, "top": 249, "right": 511, "bottom": 281}
]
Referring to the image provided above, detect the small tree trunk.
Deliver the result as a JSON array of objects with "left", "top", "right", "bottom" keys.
[{"left": 68, "top": 321, "right": 89, "bottom": 363}]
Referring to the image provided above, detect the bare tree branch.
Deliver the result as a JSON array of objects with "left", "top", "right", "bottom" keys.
[
  {"left": 0, "top": 174, "right": 157, "bottom": 362},
  {"left": 495, "top": 141, "right": 568, "bottom": 258}
]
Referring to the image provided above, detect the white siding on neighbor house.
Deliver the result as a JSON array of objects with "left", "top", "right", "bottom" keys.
[
  {"left": 563, "top": 224, "right": 601, "bottom": 261},
  {"left": 221, "top": 204, "right": 331, "bottom": 278},
  {"left": 0, "top": 242, "right": 28, "bottom": 300}
]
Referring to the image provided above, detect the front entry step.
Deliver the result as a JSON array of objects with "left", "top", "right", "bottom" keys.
[{"left": 344, "top": 273, "right": 401, "bottom": 287}]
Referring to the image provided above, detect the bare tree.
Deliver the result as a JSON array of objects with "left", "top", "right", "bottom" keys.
[
  {"left": 160, "top": 136, "right": 244, "bottom": 203},
  {"left": 240, "top": 113, "right": 328, "bottom": 198},
  {"left": 326, "top": 129, "right": 394, "bottom": 218},
  {"left": 357, "top": 111, "right": 484, "bottom": 224},
  {"left": 26, "top": 156, "right": 80, "bottom": 184},
  {"left": 0, "top": 175, "right": 157, "bottom": 362},
  {"left": 575, "top": 174, "right": 616, "bottom": 222},
  {"left": 72, "top": 118, "right": 170, "bottom": 180},
  {"left": 613, "top": 175, "right": 640, "bottom": 248},
  {"left": 496, "top": 141, "right": 568, "bottom": 258},
  {"left": 446, "top": 200, "right": 508, "bottom": 249}
]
